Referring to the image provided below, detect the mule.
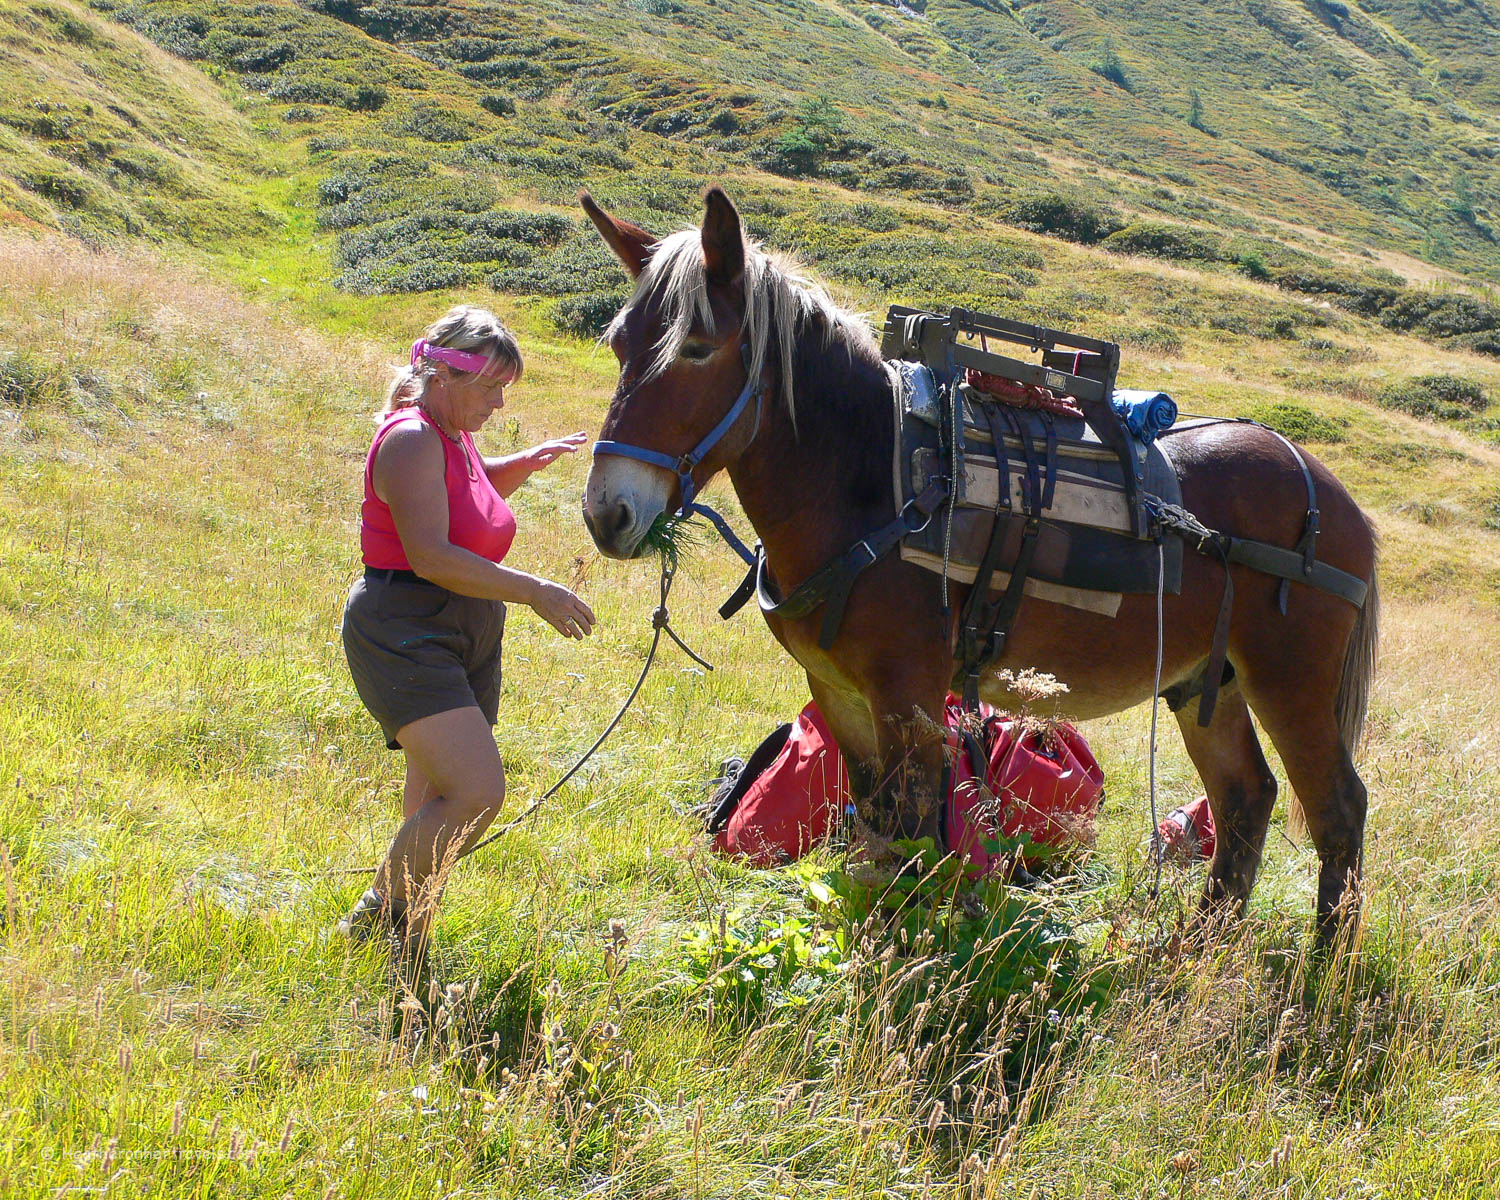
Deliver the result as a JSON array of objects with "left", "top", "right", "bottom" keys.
[{"left": 579, "top": 187, "right": 1379, "bottom": 937}]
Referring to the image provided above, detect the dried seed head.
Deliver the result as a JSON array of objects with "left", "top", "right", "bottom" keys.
[
  {"left": 171, "top": 1101, "right": 183, "bottom": 1137},
  {"left": 608, "top": 918, "right": 627, "bottom": 947},
  {"left": 279, "top": 1116, "right": 295, "bottom": 1153},
  {"left": 248, "top": 1049, "right": 260, "bottom": 1074},
  {"left": 1170, "top": 1151, "right": 1198, "bottom": 1174},
  {"left": 118, "top": 1041, "right": 133, "bottom": 1073},
  {"left": 445, "top": 982, "right": 466, "bottom": 1006}
]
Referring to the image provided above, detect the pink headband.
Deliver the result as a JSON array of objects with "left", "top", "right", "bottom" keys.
[{"left": 410, "top": 338, "right": 509, "bottom": 379}]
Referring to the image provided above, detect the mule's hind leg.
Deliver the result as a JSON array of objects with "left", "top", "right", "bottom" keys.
[
  {"left": 1240, "top": 679, "right": 1367, "bottom": 940},
  {"left": 1175, "top": 684, "right": 1279, "bottom": 918}
]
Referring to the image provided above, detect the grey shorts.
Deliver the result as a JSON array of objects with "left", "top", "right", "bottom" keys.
[{"left": 342, "top": 572, "right": 506, "bottom": 750}]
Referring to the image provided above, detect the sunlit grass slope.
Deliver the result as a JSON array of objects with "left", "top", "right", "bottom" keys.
[
  {"left": 1, "top": 0, "right": 1499, "bottom": 1195},
  {"left": 2, "top": 220, "right": 1499, "bottom": 1196}
]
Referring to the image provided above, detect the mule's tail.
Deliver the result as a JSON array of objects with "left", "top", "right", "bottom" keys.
[
  {"left": 1287, "top": 538, "right": 1379, "bottom": 838},
  {"left": 1336, "top": 547, "right": 1381, "bottom": 757}
]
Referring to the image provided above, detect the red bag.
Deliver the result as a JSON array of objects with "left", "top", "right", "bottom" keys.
[
  {"left": 1153, "top": 795, "right": 1216, "bottom": 862},
  {"left": 709, "top": 697, "right": 1104, "bottom": 872},
  {"left": 710, "top": 702, "right": 849, "bottom": 867},
  {"left": 944, "top": 698, "right": 1106, "bottom": 875}
]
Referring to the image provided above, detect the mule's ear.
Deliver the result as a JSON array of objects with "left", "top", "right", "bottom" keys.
[
  {"left": 701, "top": 186, "right": 745, "bottom": 285},
  {"left": 580, "top": 190, "right": 654, "bottom": 279}
]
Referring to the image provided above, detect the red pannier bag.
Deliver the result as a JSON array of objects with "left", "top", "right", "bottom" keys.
[
  {"left": 708, "top": 696, "right": 1104, "bottom": 872},
  {"left": 708, "top": 702, "right": 849, "bottom": 867},
  {"left": 943, "top": 697, "right": 1105, "bottom": 875}
]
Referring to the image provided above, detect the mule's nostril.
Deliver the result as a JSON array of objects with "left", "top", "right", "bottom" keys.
[{"left": 611, "top": 501, "right": 634, "bottom": 537}]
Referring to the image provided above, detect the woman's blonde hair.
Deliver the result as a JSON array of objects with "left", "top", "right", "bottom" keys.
[{"left": 382, "top": 304, "right": 524, "bottom": 414}]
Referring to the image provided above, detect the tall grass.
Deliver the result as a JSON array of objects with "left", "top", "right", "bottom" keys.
[{"left": 2, "top": 220, "right": 1500, "bottom": 1198}]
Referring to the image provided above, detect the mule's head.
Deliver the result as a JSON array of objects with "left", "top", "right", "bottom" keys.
[{"left": 580, "top": 187, "right": 760, "bottom": 559}]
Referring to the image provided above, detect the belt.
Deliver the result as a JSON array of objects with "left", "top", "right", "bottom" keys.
[{"left": 363, "top": 566, "right": 436, "bottom": 586}]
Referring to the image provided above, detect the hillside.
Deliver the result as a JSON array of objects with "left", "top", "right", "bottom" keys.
[{"left": 2, "top": 1, "right": 1500, "bottom": 1197}]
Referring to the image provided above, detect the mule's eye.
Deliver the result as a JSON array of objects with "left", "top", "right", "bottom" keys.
[{"left": 679, "top": 341, "right": 715, "bottom": 363}]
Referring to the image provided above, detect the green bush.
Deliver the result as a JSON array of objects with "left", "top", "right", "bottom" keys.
[
  {"left": 1376, "top": 375, "right": 1491, "bottom": 421},
  {"left": 1002, "top": 191, "right": 1124, "bottom": 245},
  {"left": 553, "top": 292, "right": 627, "bottom": 339},
  {"left": 1244, "top": 401, "right": 1348, "bottom": 443},
  {"left": 1102, "top": 221, "right": 1225, "bottom": 262},
  {"left": 478, "top": 94, "right": 515, "bottom": 118},
  {"left": 1120, "top": 325, "right": 1184, "bottom": 355},
  {"left": 389, "top": 104, "right": 471, "bottom": 144}
]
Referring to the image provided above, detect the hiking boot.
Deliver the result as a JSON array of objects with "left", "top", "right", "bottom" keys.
[{"left": 336, "top": 888, "right": 408, "bottom": 945}]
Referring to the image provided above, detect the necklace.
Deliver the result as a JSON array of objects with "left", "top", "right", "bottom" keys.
[{"left": 418, "top": 403, "right": 477, "bottom": 478}]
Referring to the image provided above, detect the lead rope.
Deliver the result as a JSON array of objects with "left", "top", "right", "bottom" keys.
[
  {"left": 326, "top": 554, "right": 708, "bottom": 876},
  {"left": 1147, "top": 538, "right": 1165, "bottom": 900}
]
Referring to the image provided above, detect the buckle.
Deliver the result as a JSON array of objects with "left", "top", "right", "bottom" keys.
[{"left": 851, "top": 539, "right": 878, "bottom": 569}]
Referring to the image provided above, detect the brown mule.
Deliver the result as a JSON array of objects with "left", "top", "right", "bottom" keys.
[{"left": 579, "top": 188, "right": 1379, "bottom": 939}]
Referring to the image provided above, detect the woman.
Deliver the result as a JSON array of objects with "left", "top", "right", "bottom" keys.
[{"left": 339, "top": 304, "right": 595, "bottom": 964}]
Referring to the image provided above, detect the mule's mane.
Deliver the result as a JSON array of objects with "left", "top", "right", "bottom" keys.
[{"left": 607, "top": 227, "right": 878, "bottom": 425}]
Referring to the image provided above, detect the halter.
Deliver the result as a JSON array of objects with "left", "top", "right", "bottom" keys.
[{"left": 592, "top": 345, "right": 762, "bottom": 565}]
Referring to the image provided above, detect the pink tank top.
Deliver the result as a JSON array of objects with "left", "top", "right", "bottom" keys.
[{"left": 360, "top": 407, "right": 517, "bottom": 571}]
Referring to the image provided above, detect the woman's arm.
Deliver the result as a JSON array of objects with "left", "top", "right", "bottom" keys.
[
  {"left": 482, "top": 432, "right": 587, "bottom": 497},
  {"left": 375, "top": 424, "right": 594, "bottom": 637}
]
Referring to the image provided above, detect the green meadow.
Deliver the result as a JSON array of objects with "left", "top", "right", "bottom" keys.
[{"left": 2, "top": 1, "right": 1500, "bottom": 1196}]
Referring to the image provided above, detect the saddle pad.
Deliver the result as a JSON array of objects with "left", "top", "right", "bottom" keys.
[{"left": 888, "top": 364, "right": 1183, "bottom": 611}]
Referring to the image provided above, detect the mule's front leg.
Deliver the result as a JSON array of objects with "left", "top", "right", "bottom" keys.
[{"left": 809, "top": 675, "right": 948, "bottom": 847}]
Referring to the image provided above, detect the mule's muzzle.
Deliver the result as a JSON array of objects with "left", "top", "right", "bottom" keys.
[{"left": 582, "top": 496, "right": 650, "bottom": 559}]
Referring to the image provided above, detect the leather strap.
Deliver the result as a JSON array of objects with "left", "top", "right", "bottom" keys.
[
  {"left": 957, "top": 403, "right": 1018, "bottom": 681},
  {"left": 745, "top": 479, "right": 950, "bottom": 648},
  {"left": 1225, "top": 537, "right": 1367, "bottom": 607}
]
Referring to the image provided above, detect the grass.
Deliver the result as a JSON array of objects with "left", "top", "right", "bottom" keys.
[
  {"left": 3, "top": 207, "right": 1500, "bottom": 1195},
  {"left": 0, "top": 0, "right": 1499, "bottom": 1194}
]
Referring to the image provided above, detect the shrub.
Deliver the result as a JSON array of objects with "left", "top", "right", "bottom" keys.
[
  {"left": 1376, "top": 375, "right": 1490, "bottom": 421},
  {"left": 1377, "top": 292, "right": 1500, "bottom": 340},
  {"left": 1102, "top": 221, "right": 1225, "bottom": 262},
  {"left": 230, "top": 41, "right": 295, "bottom": 73},
  {"left": 1244, "top": 401, "right": 1348, "bottom": 443},
  {"left": 1235, "top": 251, "right": 1271, "bottom": 280},
  {"left": 351, "top": 85, "right": 388, "bottom": 112},
  {"left": 1002, "top": 191, "right": 1124, "bottom": 244},
  {"left": 479, "top": 94, "right": 515, "bottom": 118},
  {"left": 1120, "top": 325, "right": 1184, "bottom": 356},
  {"left": 1090, "top": 38, "right": 1131, "bottom": 91},
  {"left": 390, "top": 104, "right": 471, "bottom": 144},
  {"left": 553, "top": 292, "right": 628, "bottom": 338}
]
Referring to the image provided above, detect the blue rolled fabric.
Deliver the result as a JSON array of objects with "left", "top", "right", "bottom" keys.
[{"left": 1111, "top": 389, "right": 1178, "bottom": 442}]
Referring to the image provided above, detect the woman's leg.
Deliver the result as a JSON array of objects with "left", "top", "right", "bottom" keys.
[
  {"left": 375, "top": 705, "right": 506, "bottom": 943},
  {"left": 402, "top": 760, "right": 438, "bottom": 820}
]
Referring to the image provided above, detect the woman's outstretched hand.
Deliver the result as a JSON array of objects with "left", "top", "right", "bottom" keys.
[
  {"left": 523, "top": 432, "right": 587, "bottom": 473},
  {"left": 528, "top": 578, "right": 595, "bottom": 640}
]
